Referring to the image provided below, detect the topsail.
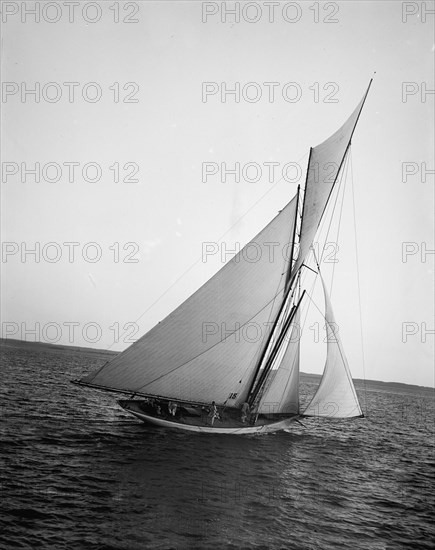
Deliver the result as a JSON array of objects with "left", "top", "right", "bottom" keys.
[{"left": 290, "top": 85, "right": 371, "bottom": 282}]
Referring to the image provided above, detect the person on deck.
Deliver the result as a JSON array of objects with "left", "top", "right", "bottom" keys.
[
  {"left": 241, "top": 402, "right": 250, "bottom": 423},
  {"left": 168, "top": 401, "right": 177, "bottom": 417},
  {"left": 208, "top": 401, "right": 219, "bottom": 426}
]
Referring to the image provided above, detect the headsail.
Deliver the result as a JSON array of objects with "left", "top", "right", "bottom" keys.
[
  {"left": 302, "top": 275, "right": 363, "bottom": 418},
  {"left": 78, "top": 196, "right": 298, "bottom": 406}
]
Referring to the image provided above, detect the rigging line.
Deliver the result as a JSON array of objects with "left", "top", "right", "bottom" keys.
[
  {"left": 316, "top": 154, "right": 347, "bottom": 262},
  {"left": 291, "top": 251, "right": 320, "bottom": 338},
  {"left": 282, "top": 264, "right": 319, "bottom": 411},
  {"left": 302, "top": 297, "right": 362, "bottom": 419},
  {"left": 318, "top": 278, "right": 362, "bottom": 413},
  {"left": 270, "top": 313, "right": 300, "bottom": 412},
  {"left": 305, "top": 286, "right": 325, "bottom": 319},
  {"left": 303, "top": 227, "right": 362, "bottom": 417},
  {"left": 329, "top": 149, "right": 350, "bottom": 298},
  {"left": 133, "top": 284, "right": 288, "bottom": 393},
  {"left": 349, "top": 149, "right": 368, "bottom": 415},
  {"left": 304, "top": 151, "right": 346, "bottom": 305},
  {"left": 108, "top": 152, "right": 309, "bottom": 350},
  {"left": 285, "top": 184, "right": 300, "bottom": 290},
  {"left": 299, "top": 162, "right": 344, "bottom": 282},
  {"left": 297, "top": 276, "right": 319, "bottom": 408},
  {"left": 304, "top": 284, "right": 361, "bottom": 415},
  {"left": 248, "top": 291, "right": 305, "bottom": 406},
  {"left": 295, "top": 79, "right": 372, "bottom": 291},
  {"left": 294, "top": 239, "right": 330, "bottom": 346},
  {"left": 318, "top": 153, "right": 348, "bottom": 266},
  {"left": 247, "top": 152, "right": 311, "bottom": 403},
  {"left": 232, "top": 265, "right": 289, "bottom": 399}
]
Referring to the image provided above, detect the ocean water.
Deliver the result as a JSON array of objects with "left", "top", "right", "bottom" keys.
[{"left": 1, "top": 340, "right": 434, "bottom": 550}]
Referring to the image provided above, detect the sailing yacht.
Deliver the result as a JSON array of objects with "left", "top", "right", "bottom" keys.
[{"left": 72, "top": 81, "right": 371, "bottom": 434}]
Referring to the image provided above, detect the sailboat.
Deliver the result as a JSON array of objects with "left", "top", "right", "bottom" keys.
[{"left": 72, "top": 81, "right": 371, "bottom": 434}]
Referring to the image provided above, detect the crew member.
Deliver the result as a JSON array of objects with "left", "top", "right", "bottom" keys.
[{"left": 241, "top": 402, "right": 250, "bottom": 423}]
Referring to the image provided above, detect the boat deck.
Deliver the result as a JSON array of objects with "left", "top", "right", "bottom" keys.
[{"left": 118, "top": 399, "right": 295, "bottom": 429}]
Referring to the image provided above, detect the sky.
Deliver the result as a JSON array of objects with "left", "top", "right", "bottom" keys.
[{"left": 1, "top": 1, "right": 434, "bottom": 388}]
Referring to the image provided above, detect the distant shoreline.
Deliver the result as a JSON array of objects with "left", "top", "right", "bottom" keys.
[
  {"left": 1, "top": 337, "right": 433, "bottom": 394},
  {"left": 0, "top": 337, "right": 118, "bottom": 357}
]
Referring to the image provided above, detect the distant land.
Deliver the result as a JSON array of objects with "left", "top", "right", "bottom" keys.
[
  {"left": 1, "top": 337, "right": 118, "bottom": 357},
  {"left": 1, "top": 338, "right": 434, "bottom": 396}
]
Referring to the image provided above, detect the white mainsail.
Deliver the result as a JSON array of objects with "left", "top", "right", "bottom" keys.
[
  {"left": 303, "top": 275, "right": 363, "bottom": 418},
  {"left": 256, "top": 308, "right": 300, "bottom": 416},
  {"left": 79, "top": 196, "right": 298, "bottom": 406}
]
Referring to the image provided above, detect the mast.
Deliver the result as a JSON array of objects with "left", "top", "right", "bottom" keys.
[
  {"left": 246, "top": 154, "right": 311, "bottom": 406},
  {"left": 248, "top": 290, "right": 305, "bottom": 407},
  {"left": 286, "top": 147, "right": 312, "bottom": 293},
  {"left": 245, "top": 268, "right": 293, "bottom": 406},
  {"left": 284, "top": 184, "right": 300, "bottom": 291}
]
